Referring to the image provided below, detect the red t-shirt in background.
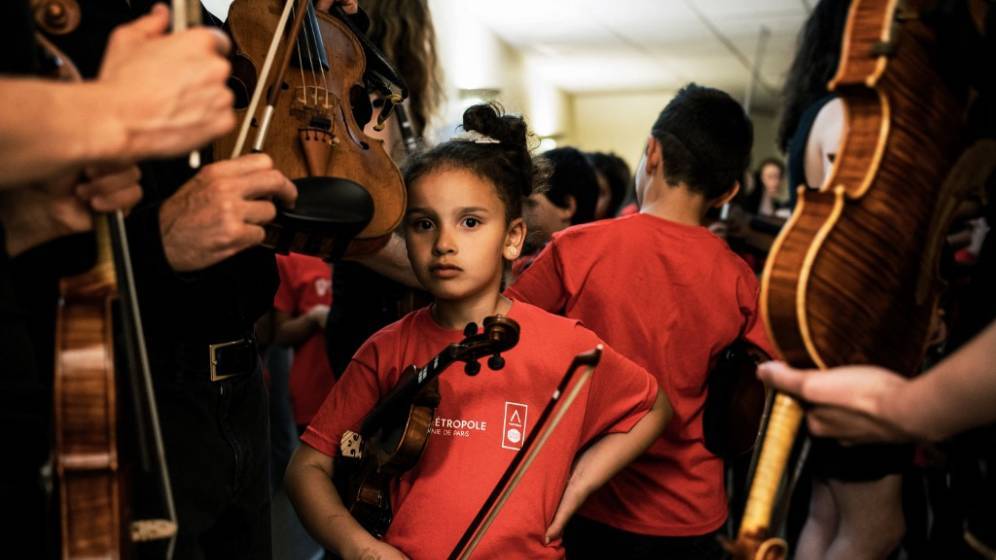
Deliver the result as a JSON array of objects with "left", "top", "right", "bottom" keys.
[
  {"left": 617, "top": 202, "right": 638, "bottom": 217},
  {"left": 302, "top": 301, "right": 658, "bottom": 559},
  {"left": 274, "top": 253, "right": 335, "bottom": 426},
  {"left": 507, "top": 213, "right": 773, "bottom": 536}
]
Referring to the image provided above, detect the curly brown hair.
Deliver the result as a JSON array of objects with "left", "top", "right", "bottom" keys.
[{"left": 361, "top": 0, "right": 444, "bottom": 136}]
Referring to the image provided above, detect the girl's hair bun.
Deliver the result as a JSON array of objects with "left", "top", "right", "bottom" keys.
[
  {"left": 461, "top": 103, "right": 529, "bottom": 153},
  {"left": 403, "top": 103, "right": 546, "bottom": 221}
]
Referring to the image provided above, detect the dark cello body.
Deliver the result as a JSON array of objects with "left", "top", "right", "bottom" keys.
[
  {"left": 217, "top": 0, "right": 406, "bottom": 259},
  {"left": 733, "top": 0, "right": 970, "bottom": 557}
]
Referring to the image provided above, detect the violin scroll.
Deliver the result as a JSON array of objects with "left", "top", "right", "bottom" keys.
[
  {"left": 454, "top": 315, "right": 519, "bottom": 375},
  {"left": 31, "top": 0, "right": 81, "bottom": 35}
]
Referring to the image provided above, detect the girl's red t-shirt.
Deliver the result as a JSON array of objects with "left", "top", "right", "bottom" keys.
[
  {"left": 274, "top": 253, "right": 335, "bottom": 426},
  {"left": 302, "top": 301, "right": 658, "bottom": 559}
]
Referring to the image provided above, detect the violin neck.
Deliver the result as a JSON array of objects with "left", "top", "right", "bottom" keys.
[
  {"left": 296, "top": 1, "right": 330, "bottom": 73},
  {"left": 91, "top": 215, "right": 117, "bottom": 285},
  {"left": 738, "top": 393, "right": 804, "bottom": 539},
  {"left": 360, "top": 348, "right": 457, "bottom": 435},
  {"left": 171, "top": 0, "right": 201, "bottom": 31}
]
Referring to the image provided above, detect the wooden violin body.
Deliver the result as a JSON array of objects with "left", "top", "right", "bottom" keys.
[
  {"left": 734, "top": 0, "right": 971, "bottom": 557},
  {"left": 334, "top": 316, "right": 521, "bottom": 537},
  {"left": 54, "top": 225, "right": 127, "bottom": 558},
  {"left": 217, "top": 0, "right": 406, "bottom": 259},
  {"left": 762, "top": 0, "right": 966, "bottom": 374},
  {"left": 335, "top": 374, "right": 440, "bottom": 537}
]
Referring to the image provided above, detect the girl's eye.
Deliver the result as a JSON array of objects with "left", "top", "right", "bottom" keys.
[
  {"left": 462, "top": 217, "right": 481, "bottom": 228},
  {"left": 411, "top": 218, "right": 434, "bottom": 231}
]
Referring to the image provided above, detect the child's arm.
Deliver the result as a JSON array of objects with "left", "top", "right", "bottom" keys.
[
  {"left": 545, "top": 388, "right": 672, "bottom": 543},
  {"left": 285, "top": 444, "right": 409, "bottom": 560},
  {"left": 273, "top": 306, "right": 329, "bottom": 347}
]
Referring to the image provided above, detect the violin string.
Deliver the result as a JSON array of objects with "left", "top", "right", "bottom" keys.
[
  {"left": 308, "top": 11, "right": 330, "bottom": 109},
  {"left": 299, "top": 7, "right": 319, "bottom": 106},
  {"left": 292, "top": 3, "right": 306, "bottom": 103}
]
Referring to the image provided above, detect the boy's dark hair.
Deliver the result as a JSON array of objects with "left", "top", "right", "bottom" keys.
[
  {"left": 402, "top": 103, "right": 544, "bottom": 222},
  {"left": 539, "top": 147, "right": 599, "bottom": 225},
  {"left": 651, "top": 83, "right": 753, "bottom": 200},
  {"left": 587, "top": 151, "right": 632, "bottom": 217}
]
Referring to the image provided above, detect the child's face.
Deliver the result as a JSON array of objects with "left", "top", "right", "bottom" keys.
[
  {"left": 404, "top": 167, "right": 524, "bottom": 302},
  {"left": 523, "top": 192, "right": 572, "bottom": 244},
  {"left": 760, "top": 164, "right": 783, "bottom": 195}
]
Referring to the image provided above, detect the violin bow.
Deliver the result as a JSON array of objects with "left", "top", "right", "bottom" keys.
[
  {"left": 229, "top": 0, "right": 313, "bottom": 158},
  {"left": 172, "top": 0, "right": 203, "bottom": 168},
  {"left": 448, "top": 346, "right": 604, "bottom": 560},
  {"left": 108, "top": 208, "right": 179, "bottom": 557}
]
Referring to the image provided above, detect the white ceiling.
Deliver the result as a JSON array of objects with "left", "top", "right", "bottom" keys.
[{"left": 462, "top": 0, "right": 811, "bottom": 112}]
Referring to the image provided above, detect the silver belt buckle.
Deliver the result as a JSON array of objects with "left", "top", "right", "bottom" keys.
[{"left": 209, "top": 339, "right": 244, "bottom": 382}]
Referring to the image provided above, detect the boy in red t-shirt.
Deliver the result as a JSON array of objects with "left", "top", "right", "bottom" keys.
[
  {"left": 285, "top": 104, "right": 670, "bottom": 560},
  {"left": 507, "top": 84, "right": 773, "bottom": 559},
  {"left": 273, "top": 253, "right": 335, "bottom": 431}
]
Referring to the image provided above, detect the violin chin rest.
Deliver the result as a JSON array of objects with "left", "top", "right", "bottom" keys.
[{"left": 277, "top": 176, "right": 375, "bottom": 235}]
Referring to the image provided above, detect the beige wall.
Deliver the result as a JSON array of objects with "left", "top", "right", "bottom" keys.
[
  {"left": 570, "top": 91, "right": 782, "bottom": 175},
  {"left": 429, "top": 2, "right": 779, "bottom": 169},
  {"left": 569, "top": 91, "right": 675, "bottom": 170},
  {"left": 749, "top": 112, "right": 782, "bottom": 168},
  {"left": 429, "top": 0, "right": 571, "bottom": 142}
]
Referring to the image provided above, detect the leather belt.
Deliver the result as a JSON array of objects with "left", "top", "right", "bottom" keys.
[
  {"left": 176, "top": 335, "right": 258, "bottom": 382},
  {"left": 208, "top": 336, "right": 257, "bottom": 381}
]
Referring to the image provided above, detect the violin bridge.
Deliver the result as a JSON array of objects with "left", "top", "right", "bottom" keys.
[
  {"left": 293, "top": 86, "right": 335, "bottom": 109},
  {"left": 299, "top": 128, "right": 337, "bottom": 177},
  {"left": 340, "top": 430, "right": 364, "bottom": 460}
]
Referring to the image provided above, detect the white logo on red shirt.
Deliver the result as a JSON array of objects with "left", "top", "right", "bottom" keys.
[
  {"left": 315, "top": 278, "right": 330, "bottom": 297},
  {"left": 432, "top": 416, "right": 487, "bottom": 438},
  {"left": 502, "top": 402, "right": 528, "bottom": 450}
]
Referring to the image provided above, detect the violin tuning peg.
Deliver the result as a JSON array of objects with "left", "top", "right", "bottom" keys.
[
  {"left": 464, "top": 360, "right": 481, "bottom": 376},
  {"left": 463, "top": 322, "right": 478, "bottom": 337},
  {"left": 488, "top": 354, "right": 505, "bottom": 371}
]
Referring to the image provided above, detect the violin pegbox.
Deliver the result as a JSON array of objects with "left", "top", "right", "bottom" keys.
[
  {"left": 340, "top": 430, "right": 364, "bottom": 461},
  {"left": 456, "top": 315, "right": 520, "bottom": 376}
]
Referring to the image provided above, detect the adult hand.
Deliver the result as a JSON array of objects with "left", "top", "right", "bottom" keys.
[
  {"left": 97, "top": 4, "right": 235, "bottom": 159},
  {"left": 0, "top": 163, "right": 142, "bottom": 256},
  {"left": 316, "top": 0, "right": 359, "bottom": 14},
  {"left": 159, "top": 155, "right": 297, "bottom": 272},
  {"left": 757, "top": 361, "right": 918, "bottom": 443}
]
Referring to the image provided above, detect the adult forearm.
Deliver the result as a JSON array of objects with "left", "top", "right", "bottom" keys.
[
  {"left": 0, "top": 80, "right": 127, "bottom": 186},
  {"left": 899, "top": 322, "right": 996, "bottom": 441},
  {"left": 348, "top": 233, "right": 421, "bottom": 289}
]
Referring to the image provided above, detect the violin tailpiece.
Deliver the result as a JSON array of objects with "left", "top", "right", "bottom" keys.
[{"left": 299, "top": 128, "right": 336, "bottom": 177}]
